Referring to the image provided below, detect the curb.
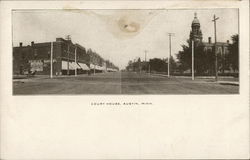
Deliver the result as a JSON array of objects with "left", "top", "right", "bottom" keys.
[{"left": 217, "top": 81, "right": 239, "bottom": 86}]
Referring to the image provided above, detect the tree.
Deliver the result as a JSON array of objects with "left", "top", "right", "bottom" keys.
[
  {"left": 169, "top": 56, "right": 177, "bottom": 74},
  {"left": 204, "top": 47, "right": 215, "bottom": 75},
  {"left": 126, "top": 60, "right": 133, "bottom": 71},
  {"left": 133, "top": 58, "right": 141, "bottom": 72},
  {"left": 228, "top": 34, "right": 239, "bottom": 72},
  {"left": 193, "top": 43, "right": 213, "bottom": 75},
  {"left": 176, "top": 44, "right": 191, "bottom": 73},
  {"left": 149, "top": 58, "right": 167, "bottom": 73},
  {"left": 177, "top": 40, "right": 215, "bottom": 75}
]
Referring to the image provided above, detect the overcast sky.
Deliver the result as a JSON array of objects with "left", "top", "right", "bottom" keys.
[{"left": 13, "top": 9, "right": 238, "bottom": 69}]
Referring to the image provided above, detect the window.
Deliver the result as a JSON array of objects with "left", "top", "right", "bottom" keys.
[
  {"left": 34, "top": 49, "right": 38, "bottom": 59},
  {"left": 48, "top": 51, "right": 50, "bottom": 59},
  {"left": 218, "top": 47, "right": 222, "bottom": 55},
  {"left": 22, "top": 52, "right": 25, "bottom": 60}
]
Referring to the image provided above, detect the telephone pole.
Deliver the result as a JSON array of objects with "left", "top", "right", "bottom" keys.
[
  {"left": 191, "top": 40, "right": 194, "bottom": 80},
  {"left": 212, "top": 14, "right": 219, "bottom": 81},
  {"left": 167, "top": 33, "right": 174, "bottom": 77},
  {"left": 67, "top": 44, "right": 70, "bottom": 76},
  {"left": 66, "top": 35, "right": 71, "bottom": 76},
  {"left": 50, "top": 42, "right": 53, "bottom": 79},
  {"left": 75, "top": 46, "right": 77, "bottom": 76},
  {"left": 145, "top": 50, "right": 147, "bottom": 73}
]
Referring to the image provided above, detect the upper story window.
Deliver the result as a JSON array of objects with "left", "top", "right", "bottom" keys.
[
  {"left": 21, "top": 52, "right": 25, "bottom": 60},
  {"left": 218, "top": 47, "right": 222, "bottom": 55},
  {"left": 34, "top": 49, "right": 38, "bottom": 59},
  {"left": 48, "top": 51, "right": 51, "bottom": 59}
]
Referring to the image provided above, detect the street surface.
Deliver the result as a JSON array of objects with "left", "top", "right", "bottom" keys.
[{"left": 13, "top": 72, "right": 239, "bottom": 95}]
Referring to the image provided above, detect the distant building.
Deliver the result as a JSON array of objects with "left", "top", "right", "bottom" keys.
[
  {"left": 189, "top": 12, "right": 203, "bottom": 46},
  {"left": 13, "top": 37, "right": 119, "bottom": 75},
  {"left": 189, "top": 13, "right": 233, "bottom": 73}
]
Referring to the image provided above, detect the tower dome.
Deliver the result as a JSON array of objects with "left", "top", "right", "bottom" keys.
[
  {"left": 192, "top": 12, "right": 200, "bottom": 26},
  {"left": 189, "top": 12, "right": 203, "bottom": 45}
]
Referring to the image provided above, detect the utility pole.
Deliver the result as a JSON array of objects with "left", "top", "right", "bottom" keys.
[
  {"left": 167, "top": 33, "right": 174, "bottom": 77},
  {"left": 145, "top": 50, "right": 147, "bottom": 73},
  {"left": 67, "top": 45, "right": 70, "bottom": 76},
  {"left": 50, "top": 42, "right": 53, "bottom": 79},
  {"left": 145, "top": 50, "right": 150, "bottom": 74},
  {"left": 139, "top": 57, "right": 141, "bottom": 74},
  {"left": 133, "top": 59, "right": 135, "bottom": 72},
  {"left": 192, "top": 40, "right": 194, "bottom": 80},
  {"left": 212, "top": 14, "right": 219, "bottom": 81},
  {"left": 66, "top": 35, "right": 71, "bottom": 41},
  {"left": 66, "top": 35, "right": 71, "bottom": 76},
  {"left": 148, "top": 63, "right": 150, "bottom": 74},
  {"left": 75, "top": 46, "right": 77, "bottom": 76}
]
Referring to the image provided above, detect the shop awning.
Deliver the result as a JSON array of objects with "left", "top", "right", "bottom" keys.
[
  {"left": 90, "top": 64, "right": 95, "bottom": 69},
  {"left": 107, "top": 68, "right": 118, "bottom": 72},
  {"left": 78, "top": 63, "right": 90, "bottom": 70},
  {"left": 90, "top": 64, "right": 104, "bottom": 70},
  {"left": 62, "top": 61, "right": 90, "bottom": 70},
  {"left": 62, "top": 61, "right": 75, "bottom": 70}
]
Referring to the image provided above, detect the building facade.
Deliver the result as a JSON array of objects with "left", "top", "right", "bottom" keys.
[
  {"left": 13, "top": 37, "right": 119, "bottom": 75},
  {"left": 189, "top": 13, "right": 234, "bottom": 74}
]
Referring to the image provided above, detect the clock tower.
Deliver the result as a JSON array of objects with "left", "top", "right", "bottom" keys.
[{"left": 189, "top": 12, "right": 203, "bottom": 46}]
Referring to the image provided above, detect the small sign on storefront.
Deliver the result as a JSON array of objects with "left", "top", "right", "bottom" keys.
[{"left": 29, "top": 60, "right": 43, "bottom": 71}]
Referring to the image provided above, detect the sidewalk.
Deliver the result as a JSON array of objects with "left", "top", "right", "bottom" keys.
[
  {"left": 13, "top": 72, "right": 109, "bottom": 81},
  {"left": 149, "top": 73, "right": 239, "bottom": 86},
  {"left": 217, "top": 81, "right": 239, "bottom": 86}
]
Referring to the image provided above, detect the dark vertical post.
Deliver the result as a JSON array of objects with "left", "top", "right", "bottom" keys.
[
  {"left": 67, "top": 45, "right": 70, "bottom": 76},
  {"left": 167, "top": 33, "right": 174, "bottom": 77},
  {"left": 212, "top": 14, "right": 219, "bottom": 81},
  {"left": 192, "top": 40, "right": 194, "bottom": 80},
  {"left": 50, "top": 42, "right": 53, "bottom": 79},
  {"left": 145, "top": 50, "right": 147, "bottom": 72},
  {"left": 75, "top": 46, "right": 77, "bottom": 76}
]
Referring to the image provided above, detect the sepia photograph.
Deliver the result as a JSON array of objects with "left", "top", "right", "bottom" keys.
[
  {"left": 1, "top": 1, "right": 249, "bottom": 159},
  {"left": 12, "top": 9, "right": 239, "bottom": 95}
]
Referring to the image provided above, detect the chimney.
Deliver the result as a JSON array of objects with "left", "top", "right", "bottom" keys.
[
  {"left": 31, "top": 41, "right": 34, "bottom": 46},
  {"left": 19, "top": 42, "right": 23, "bottom": 47},
  {"left": 227, "top": 40, "right": 229, "bottom": 44},
  {"left": 208, "top": 37, "right": 211, "bottom": 44}
]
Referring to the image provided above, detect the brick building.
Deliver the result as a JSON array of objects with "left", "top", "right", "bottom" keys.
[
  {"left": 189, "top": 13, "right": 233, "bottom": 73},
  {"left": 13, "top": 37, "right": 119, "bottom": 75}
]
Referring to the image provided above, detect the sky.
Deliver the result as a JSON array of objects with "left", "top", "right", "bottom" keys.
[{"left": 13, "top": 9, "right": 238, "bottom": 69}]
